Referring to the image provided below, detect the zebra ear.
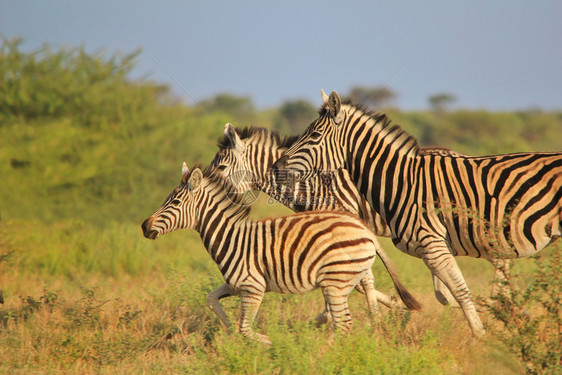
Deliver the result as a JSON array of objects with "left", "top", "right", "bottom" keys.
[
  {"left": 321, "top": 89, "right": 329, "bottom": 106},
  {"left": 328, "top": 91, "right": 343, "bottom": 125},
  {"left": 224, "top": 123, "right": 244, "bottom": 152},
  {"left": 188, "top": 168, "right": 203, "bottom": 190},
  {"left": 181, "top": 162, "right": 190, "bottom": 184}
]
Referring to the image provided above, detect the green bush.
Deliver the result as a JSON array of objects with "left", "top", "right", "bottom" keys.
[
  {"left": 485, "top": 245, "right": 562, "bottom": 374},
  {"left": 392, "top": 109, "right": 562, "bottom": 155},
  {"left": 0, "top": 38, "right": 227, "bottom": 225},
  {"left": 0, "top": 36, "right": 171, "bottom": 127}
]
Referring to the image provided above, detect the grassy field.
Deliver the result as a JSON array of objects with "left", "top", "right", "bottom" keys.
[
  {"left": 1, "top": 42, "right": 560, "bottom": 374},
  {"left": 1, "top": 115, "right": 560, "bottom": 374},
  {"left": 1, "top": 116, "right": 560, "bottom": 375},
  {"left": 2, "top": 189, "right": 558, "bottom": 374},
  {"left": 0, "top": 212, "right": 541, "bottom": 375}
]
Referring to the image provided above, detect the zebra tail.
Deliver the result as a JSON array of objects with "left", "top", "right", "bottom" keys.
[{"left": 376, "top": 244, "right": 422, "bottom": 311}]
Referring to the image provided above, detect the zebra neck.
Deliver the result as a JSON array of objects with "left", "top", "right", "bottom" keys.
[
  {"left": 259, "top": 172, "right": 301, "bottom": 211},
  {"left": 256, "top": 173, "right": 278, "bottom": 198},
  {"left": 250, "top": 146, "right": 299, "bottom": 207},
  {"left": 195, "top": 185, "right": 249, "bottom": 260},
  {"left": 342, "top": 114, "right": 419, "bottom": 223}
]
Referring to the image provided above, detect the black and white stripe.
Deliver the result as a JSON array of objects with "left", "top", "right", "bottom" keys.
[
  {"left": 210, "top": 124, "right": 391, "bottom": 235},
  {"left": 142, "top": 164, "right": 387, "bottom": 342},
  {"left": 273, "top": 90, "right": 562, "bottom": 336}
]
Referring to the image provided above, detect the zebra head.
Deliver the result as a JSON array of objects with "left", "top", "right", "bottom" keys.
[
  {"left": 273, "top": 90, "right": 346, "bottom": 181},
  {"left": 141, "top": 163, "right": 204, "bottom": 239},
  {"left": 207, "top": 123, "right": 256, "bottom": 196}
]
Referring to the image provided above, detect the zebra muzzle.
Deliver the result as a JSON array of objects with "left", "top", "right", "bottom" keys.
[
  {"left": 141, "top": 217, "right": 159, "bottom": 239},
  {"left": 272, "top": 156, "right": 300, "bottom": 183},
  {"left": 271, "top": 155, "right": 288, "bottom": 175}
]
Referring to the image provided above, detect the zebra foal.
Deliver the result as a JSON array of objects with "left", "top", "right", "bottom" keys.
[{"left": 142, "top": 164, "right": 383, "bottom": 343}]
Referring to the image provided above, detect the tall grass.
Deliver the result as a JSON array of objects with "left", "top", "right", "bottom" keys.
[{"left": 5, "top": 200, "right": 551, "bottom": 374}]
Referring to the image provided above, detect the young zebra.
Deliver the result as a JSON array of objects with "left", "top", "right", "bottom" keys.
[
  {"left": 211, "top": 123, "right": 509, "bottom": 309},
  {"left": 142, "top": 164, "right": 383, "bottom": 343},
  {"left": 273, "top": 90, "right": 562, "bottom": 336}
]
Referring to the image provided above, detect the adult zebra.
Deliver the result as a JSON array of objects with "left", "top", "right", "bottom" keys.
[
  {"left": 273, "top": 90, "right": 562, "bottom": 336},
  {"left": 142, "top": 164, "right": 384, "bottom": 343},
  {"left": 211, "top": 123, "right": 509, "bottom": 309}
]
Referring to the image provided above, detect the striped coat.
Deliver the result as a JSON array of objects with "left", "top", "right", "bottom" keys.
[
  {"left": 273, "top": 90, "right": 562, "bottom": 336},
  {"left": 142, "top": 164, "right": 388, "bottom": 343},
  {"left": 210, "top": 123, "right": 507, "bottom": 308},
  {"left": 209, "top": 124, "right": 420, "bottom": 312}
]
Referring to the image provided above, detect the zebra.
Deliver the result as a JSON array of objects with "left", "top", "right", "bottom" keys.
[
  {"left": 142, "top": 163, "right": 387, "bottom": 343},
  {"left": 273, "top": 90, "right": 562, "bottom": 336},
  {"left": 208, "top": 124, "right": 420, "bottom": 313},
  {"left": 211, "top": 123, "right": 509, "bottom": 309}
]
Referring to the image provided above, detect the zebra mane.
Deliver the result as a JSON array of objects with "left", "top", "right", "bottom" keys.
[
  {"left": 420, "top": 146, "right": 467, "bottom": 157},
  {"left": 217, "top": 126, "right": 300, "bottom": 151},
  {"left": 201, "top": 166, "right": 251, "bottom": 221},
  {"left": 330, "top": 100, "right": 420, "bottom": 156}
]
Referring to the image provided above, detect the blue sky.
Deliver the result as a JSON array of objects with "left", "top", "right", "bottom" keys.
[{"left": 2, "top": 1, "right": 561, "bottom": 110}]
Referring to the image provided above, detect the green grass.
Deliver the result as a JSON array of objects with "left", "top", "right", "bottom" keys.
[{"left": 6, "top": 204, "right": 558, "bottom": 373}]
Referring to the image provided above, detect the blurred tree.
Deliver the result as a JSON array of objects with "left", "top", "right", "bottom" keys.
[
  {"left": 396, "top": 112, "right": 440, "bottom": 147},
  {"left": 443, "top": 110, "right": 529, "bottom": 154},
  {"left": 198, "top": 93, "right": 255, "bottom": 120},
  {"left": 428, "top": 93, "right": 457, "bottom": 115},
  {"left": 518, "top": 110, "right": 562, "bottom": 151},
  {"left": 0, "top": 37, "right": 170, "bottom": 127},
  {"left": 274, "top": 99, "right": 316, "bottom": 134},
  {"left": 348, "top": 86, "right": 397, "bottom": 109}
]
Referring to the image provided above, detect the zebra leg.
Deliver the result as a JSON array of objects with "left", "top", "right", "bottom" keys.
[
  {"left": 433, "top": 275, "right": 460, "bottom": 307},
  {"left": 361, "top": 270, "right": 381, "bottom": 316},
  {"left": 207, "top": 283, "right": 236, "bottom": 328},
  {"left": 355, "top": 279, "right": 407, "bottom": 310},
  {"left": 321, "top": 286, "right": 353, "bottom": 334},
  {"left": 372, "top": 290, "right": 402, "bottom": 309},
  {"left": 317, "top": 280, "right": 393, "bottom": 325},
  {"left": 239, "top": 288, "right": 271, "bottom": 345},
  {"left": 422, "top": 246, "right": 485, "bottom": 337}
]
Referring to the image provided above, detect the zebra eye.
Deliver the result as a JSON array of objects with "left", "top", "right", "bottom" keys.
[
  {"left": 311, "top": 130, "right": 322, "bottom": 139},
  {"left": 171, "top": 199, "right": 181, "bottom": 205},
  {"left": 216, "top": 164, "right": 227, "bottom": 171}
]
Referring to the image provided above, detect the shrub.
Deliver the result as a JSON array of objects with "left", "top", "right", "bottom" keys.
[
  {"left": 0, "top": 36, "right": 169, "bottom": 127},
  {"left": 484, "top": 245, "right": 561, "bottom": 374}
]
